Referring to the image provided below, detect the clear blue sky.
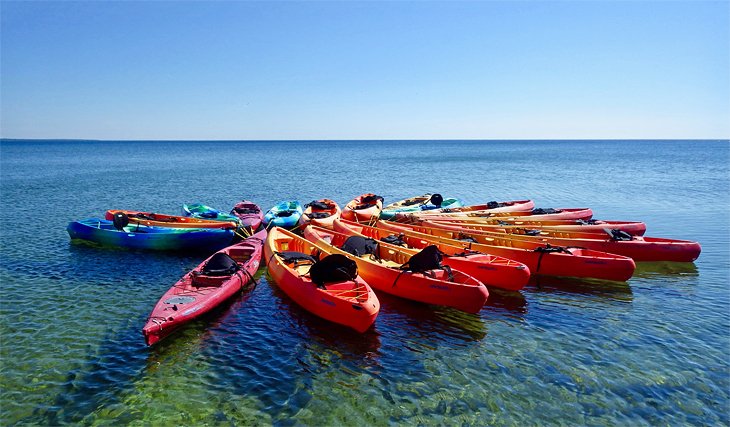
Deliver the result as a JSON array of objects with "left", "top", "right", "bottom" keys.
[{"left": 1, "top": 1, "right": 728, "bottom": 140}]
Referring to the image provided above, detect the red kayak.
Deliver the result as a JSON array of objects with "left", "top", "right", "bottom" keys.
[
  {"left": 421, "top": 221, "right": 701, "bottom": 262},
  {"left": 298, "top": 199, "right": 342, "bottom": 229},
  {"left": 394, "top": 207, "right": 593, "bottom": 222},
  {"left": 429, "top": 217, "right": 647, "bottom": 236},
  {"left": 341, "top": 193, "right": 384, "bottom": 222},
  {"left": 142, "top": 229, "right": 266, "bottom": 346},
  {"left": 333, "top": 218, "right": 530, "bottom": 292},
  {"left": 265, "top": 227, "right": 379, "bottom": 332},
  {"left": 230, "top": 200, "right": 264, "bottom": 234},
  {"left": 377, "top": 220, "right": 636, "bottom": 282},
  {"left": 303, "top": 224, "right": 489, "bottom": 313}
]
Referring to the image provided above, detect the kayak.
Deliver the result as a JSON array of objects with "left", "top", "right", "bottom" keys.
[
  {"left": 298, "top": 199, "right": 341, "bottom": 229},
  {"left": 182, "top": 203, "right": 241, "bottom": 224},
  {"left": 263, "top": 201, "right": 303, "bottom": 230},
  {"left": 230, "top": 200, "right": 264, "bottom": 233},
  {"left": 67, "top": 218, "right": 235, "bottom": 251},
  {"left": 377, "top": 220, "right": 636, "bottom": 282},
  {"left": 264, "top": 227, "right": 379, "bottom": 332},
  {"left": 105, "top": 210, "right": 237, "bottom": 229},
  {"left": 333, "top": 219, "right": 530, "bottom": 291},
  {"left": 142, "top": 229, "right": 266, "bottom": 345},
  {"left": 428, "top": 217, "right": 647, "bottom": 236},
  {"left": 341, "top": 193, "right": 384, "bottom": 222},
  {"left": 394, "top": 207, "right": 594, "bottom": 222},
  {"left": 421, "top": 221, "right": 701, "bottom": 263},
  {"left": 303, "top": 224, "right": 489, "bottom": 313},
  {"left": 410, "top": 199, "right": 535, "bottom": 216},
  {"left": 379, "top": 193, "right": 463, "bottom": 220}
]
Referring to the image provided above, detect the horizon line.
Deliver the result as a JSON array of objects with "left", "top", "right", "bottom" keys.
[{"left": 2, "top": 137, "right": 729, "bottom": 142}]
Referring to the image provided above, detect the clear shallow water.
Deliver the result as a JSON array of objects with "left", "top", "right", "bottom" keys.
[{"left": 1, "top": 139, "right": 728, "bottom": 425}]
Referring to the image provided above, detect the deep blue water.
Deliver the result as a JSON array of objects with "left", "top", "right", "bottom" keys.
[{"left": 1, "top": 139, "right": 728, "bottom": 425}]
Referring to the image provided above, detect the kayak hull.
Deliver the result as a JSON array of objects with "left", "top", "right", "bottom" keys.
[
  {"left": 263, "top": 201, "right": 303, "bottom": 230},
  {"left": 422, "top": 221, "right": 701, "bottom": 263},
  {"left": 380, "top": 194, "right": 464, "bottom": 220},
  {"left": 230, "top": 200, "right": 264, "bottom": 232},
  {"left": 298, "top": 199, "right": 342, "bottom": 229},
  {"left": 106, "top": 210, "right": 237, "bottom": 229},
  {"left": 394, "top": 208, "right": 594, "bottom": 222},
  {"left": 341, "top": 193, "right": 384, "bottom": 222},
  {"left": 430, "top": 218, "right": 648, "bottom": 236},
  {"left": 264, "top": 227, "right": 379, "bottom": 332},
  {"left": 142, "top": 229, "right": 266, "bottom": 345},
  {"left": 67, "top": 219, "right": 235, "bottom": 252}
]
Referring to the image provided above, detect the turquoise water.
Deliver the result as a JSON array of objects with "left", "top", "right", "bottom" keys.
[{"left": 1, "top": 139, "right": 728, "bottom": 425}]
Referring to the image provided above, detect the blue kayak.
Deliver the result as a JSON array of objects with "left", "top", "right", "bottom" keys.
[
  {"left": 263, "top": 201, "right": 303, "bottom": 229},
  {"left": 67, "top": 218, "right": 235, "bottom": 251}
]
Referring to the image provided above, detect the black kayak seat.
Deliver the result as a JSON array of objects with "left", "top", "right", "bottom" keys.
[
  {"left": 340, "top": 236, "right": 379, "bottom": 257},
  {"left": 201, "top": 253, "right": 240, "bottom": 276},
  {"left": 309, "top": 254, "right": 358, "bottom": 287},
  {"left": 276, "top": 251, "right": 318, "bottom": 265}
]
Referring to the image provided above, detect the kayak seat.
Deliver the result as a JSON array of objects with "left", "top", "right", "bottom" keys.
[
  {"left": 305, "top": 201, "right": 333, "bottom": 210},
  {"left": 380, "top": 234, "right": 406, "bottom": 246},
  {"left": 201, "top": 253, "right": 240, "bottom": 276},
  {"left": 606, "top": 228, "right": 634, "bottom": 241},
  {"left": 486, "top": 201, "right": 505, "bottom": 209},
  {"left": 190, "top": 253, "right": 240, "bottom": 287},
  {"left": 233, "top": 207, "right": 259, "bottom": 214},
  {"left": 400, "top": 246, "right": 451, "bottom": 276},
  {"left": 393, "top": 245, "right": 453, "bottom": 286},
  {"left": 401, "top": 198, "right": 423, "bottom": 206},
  {"left": 340, "top": 236, "right": 379, "bottom": 257},
  {"left": 354, "top": 194, "right": 384, "bottom": 210},
  {"left": 457, "top": 234, "right": 478, "bottom": 243},
  {"left": 306, "top": 212, "right": 331, "bottom": 219},
  {"left": 532, "top": 208, "right": 561, "bottom": 215},
  {"left": 429, "top": 193, "right": 443, "bottom": 207},
  {"left": 277, "top": 251, "right": 318, "bottom": 266},
  {"left": 309, "top": 254, "right": 358, "bottom": 288}
]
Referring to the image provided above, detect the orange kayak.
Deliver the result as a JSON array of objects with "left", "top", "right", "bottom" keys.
[
  {"left": 377, "top": 220, "right": 636, "bottom": 282},
  {"left": 428, "top": 217, "right": 647, "bottom": 236},
  {"left": 297, "top": 199, "right": 341, "bottom": 229},
  {"left": 264, "top": 227, "right": 379, "bottom": 333},
  {"left": 393, "top": 207, "right": 593, "bottom": 222},
  {"left": 333, "top": 219, "right": 529, "bottom": 291},
  {"left": 421, "top": 220, "right": 701, "bottom": 263},
  {"left": 341, "top": 193, "right": 384, "bottom": 222},
  {"left": 106, "top": 210, "right": 237, "bottom": 229},
  {"left": 303, "top": 224, "right": 489, "bottom": 313}
]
